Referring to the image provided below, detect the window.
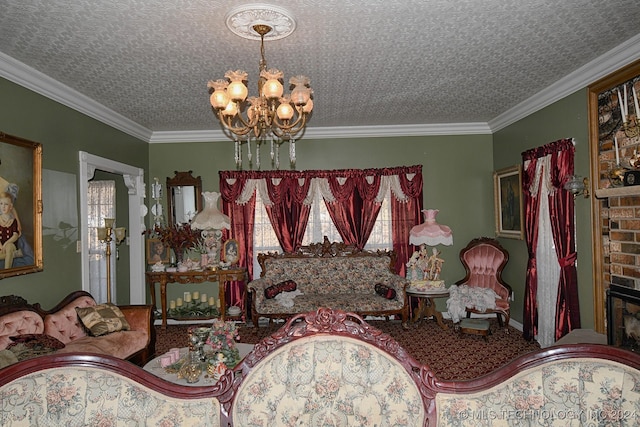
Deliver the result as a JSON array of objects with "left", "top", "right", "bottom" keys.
[
  {"left": 252, "top": 189, "right": 393, "bottom": 275},
  {"left": 87, "top": 180, "right": 116, "bottom": 303}
]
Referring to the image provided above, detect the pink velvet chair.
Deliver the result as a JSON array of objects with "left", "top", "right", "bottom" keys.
[{"left": 455, "top": 237, "right": 512, "bottom": 327}]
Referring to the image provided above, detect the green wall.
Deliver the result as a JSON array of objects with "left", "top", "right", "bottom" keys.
[
  {"left": 492, "top": 89, "right": 593, "bottom": 327},
  {"left": 0, "top": 78, "right": 148, "bottom": 309}
]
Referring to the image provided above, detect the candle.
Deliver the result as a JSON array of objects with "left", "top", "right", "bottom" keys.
[
  {"left": 176, "top": 298, "right": 183, "bottom": 307},
  {"left": 160, "top": 356, "right": 172, "bottom": 367},
  {"left": 615, "top": 137, "right": 620, "bottom": 165},
  {"left": 633, "top": 85, "right": 640, "bottom": 118},
  {"left": 216, "top": 298, "right": 221, "bottom": 308},
  {"left": 209, "top": 296, "right": 215, "bottom": 306},
  {"left": 184, "top": 293, "right": 191, "bottom": 303},
  {"left": 193, "top": 291, "right": 200, "bottom": 301},
  {"left": 170, "top": 300, "right": 176, "bottom": 309},
  {"left": 618, "top": 89, "right": 627, "bottom": 123},
  {"left": 200, "top": 293, "right": 207, "bottom": 303}
]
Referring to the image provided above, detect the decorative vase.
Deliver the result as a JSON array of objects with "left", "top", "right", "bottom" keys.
[
  {"left": 179, "top": 350, "right": 203, "bottom": 383},
  {"left": 173, "top": 248, "right": 185, "bottom": 264}
]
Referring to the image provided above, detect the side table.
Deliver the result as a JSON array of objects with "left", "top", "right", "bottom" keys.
[
  {"left": 406, "top": 287, "right": 450, "bottom": 330},
  {"left": 146, "top": 268, "right": 248, "bottom": 329}
]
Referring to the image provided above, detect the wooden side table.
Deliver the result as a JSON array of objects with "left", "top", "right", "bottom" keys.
[
  {"left": 145, "top": 268, "right": 248, "bottom": 329},
  {"left": 406, "top": 287, "right": 450, "bottom": 330},
  {"left": 216, "top": 268, "right": 249, "bottom": 322}
]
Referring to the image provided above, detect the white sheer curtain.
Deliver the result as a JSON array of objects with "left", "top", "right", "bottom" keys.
[
  {"left": 526, "top": 155, "right": 561, "bottom": 348},
  {"left": 88, "top": 180, "right": 116, "bottom": 303}
]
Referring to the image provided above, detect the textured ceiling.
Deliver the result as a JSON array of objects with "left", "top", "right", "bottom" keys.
[{"left": 1, "top": 0, "right": 640, "bottom": 142}]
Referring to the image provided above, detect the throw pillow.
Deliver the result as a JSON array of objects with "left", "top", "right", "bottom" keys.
[
  {"left": 8, "top": 333, "right": 66, "bottom": 350},
  {"left": 375, "top": 283, "right": 396, "bottom": 300},
  {"left": 265, "top": 280, "right": 297, "bottom": 299},
  {"left": 6, "top": 334, "right": 66, "bottom": 363},
  {"left": 76, "top": 304, "right": 130, "bottom": 336}
]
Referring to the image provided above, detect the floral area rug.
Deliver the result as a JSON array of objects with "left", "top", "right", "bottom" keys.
[{"left": 154, "top": 318, "right": 540, "bottom": 381}]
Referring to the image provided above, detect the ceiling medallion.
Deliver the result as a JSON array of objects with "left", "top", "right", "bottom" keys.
[{"left": 225, "top": 4, "right": 296, "bottom": 41}]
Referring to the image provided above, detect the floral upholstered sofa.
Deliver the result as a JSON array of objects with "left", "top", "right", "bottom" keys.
[
  {"left": 0, "top": 291, "right": 154, "bottom": 367},
  {"left": 2, "top": 308, "right": 639, "bottom": 426},
  {"left": 0, "top": 353, "right": 224, "bottom": 426},
  {"left": 228, "top": 309, "right": 640, "bottom": 426},
  {"left": 248, "top": 238, "right": 409, "bottom": 327}
]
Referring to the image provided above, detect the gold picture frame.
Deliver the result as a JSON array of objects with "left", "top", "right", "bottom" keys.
[
  {"left": 0, "top": 132, "right": 43, "bottom": 278},
  {"left": 494, "top": 165, "right": 524, "bottom": 240},
  {"left": 222, "top": 238, "right": 239, "bottom": 265},
  {"left": 146, "top": 238, "right": 171, "bottom": 264}
]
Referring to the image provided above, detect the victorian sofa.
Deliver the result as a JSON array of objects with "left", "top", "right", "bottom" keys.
[
  {"left": 0, "top": 290, "right": 154, "bottom": 367},
  {"left": 247, "top": 238, "right": 410, "bottom": 327},
  {"left": 2, "top": 308, "right": 639, "bottom": 426}
]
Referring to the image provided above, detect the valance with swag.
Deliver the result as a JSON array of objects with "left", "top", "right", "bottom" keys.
[{"left": 218, "top": 166, "right": 423, "bottom": 284}]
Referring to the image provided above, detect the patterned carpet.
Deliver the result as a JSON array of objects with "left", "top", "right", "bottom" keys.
[{"left": 154, "top": 317, "right": 540, "bottom": 381}]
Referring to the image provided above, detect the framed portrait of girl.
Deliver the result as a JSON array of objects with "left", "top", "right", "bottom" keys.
[
  {"left": 222, "top": 239, "right": 239, "bottom": 265},
  {"left": 146, "top": 238, "right": 171, "bottom": 264}
]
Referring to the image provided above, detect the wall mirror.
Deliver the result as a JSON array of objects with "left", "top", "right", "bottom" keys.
[{"left": 166, "top": 171, "right": 202, "bottom": 226}]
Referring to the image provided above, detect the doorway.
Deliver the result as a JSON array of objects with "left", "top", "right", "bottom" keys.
[{"left": 79, "top": 151, "right": 146, "bottom": 304}]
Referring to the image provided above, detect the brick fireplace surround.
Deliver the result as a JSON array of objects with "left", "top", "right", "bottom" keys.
[{"left": 607, "top": 195, "right": 640, "bottom": 290}]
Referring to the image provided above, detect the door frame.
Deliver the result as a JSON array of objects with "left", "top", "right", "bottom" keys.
[{"left": 79, "top": 151, "right": 146, "bottom": 304}]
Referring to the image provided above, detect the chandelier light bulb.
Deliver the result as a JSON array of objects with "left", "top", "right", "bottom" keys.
[
  {"left": 227, "top": 80, "right": 248, "bottom": 102},
  {"left": 262, "top": 78, "right": 284, "bottom": 99},
  {"left": 222, "top": 101, "right": 238, "bottom": 117},
  {"left": 208, "top": 80, "right": 230, "bottom": 109},
  {"left": 276, "top": 101, "right": 294, "bottom": 120}
]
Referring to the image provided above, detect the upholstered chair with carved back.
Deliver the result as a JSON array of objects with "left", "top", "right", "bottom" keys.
[{"left": 455, "top": 237, "right": 512, "bottom": 327}]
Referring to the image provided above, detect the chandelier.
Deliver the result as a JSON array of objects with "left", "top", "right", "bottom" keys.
[{"left": 208, "top": 7, "right": 313, "bottom": 170}]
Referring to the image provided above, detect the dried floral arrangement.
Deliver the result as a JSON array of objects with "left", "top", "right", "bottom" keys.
[{"left": 144, "top": 223, "right": 200, "bottom": 258}]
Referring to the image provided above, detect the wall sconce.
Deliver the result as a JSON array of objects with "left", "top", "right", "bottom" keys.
[
  {"left": 563, "top": 175, "right": 590, "bottom": 198},
  {"left": 97, "top": 218, "right": 127, "bottom": 304}
]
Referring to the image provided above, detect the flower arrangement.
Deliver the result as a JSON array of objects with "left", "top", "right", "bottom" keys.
[
  {"left": 206, "top": 319, "right": 241, "bottom": 368},
  {"left": 144, "top": 223, "right": 200, "bottom": 260}
]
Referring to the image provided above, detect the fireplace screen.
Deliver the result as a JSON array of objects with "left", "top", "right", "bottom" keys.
[{"left": 607, "top": 284, "right": 640, "bottom": 351}]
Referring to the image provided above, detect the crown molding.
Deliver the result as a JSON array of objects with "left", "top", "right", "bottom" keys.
[
  {"left": 0, "top": 51, "right": 152, "bottom": 141},
  {"left": 148, "top": 122, "right": 493, "bottom": 143},
  {"left": 2, "top": 34, "right": 640, "bottom": 143},
  {"left": 489, "top": 33, "right": 640, "bottom": 132}
]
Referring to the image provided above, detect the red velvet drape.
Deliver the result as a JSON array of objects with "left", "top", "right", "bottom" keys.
[
  {"left": 391, "top": 170, "right": 424, "bottom": 277},
  {"left": 324, "top": 174, "right": 382, "bottom": 249},
  {"left": 219, "top": 172, "right": 256, "bottom": 311},
  {"left": 521, "top": 138, "right": 580, "bottom": 342},
  {"left": 547, "top": 142, "right": 581, "bottom": 339},
  {"left": 521, "top": 157, "right": 542, "bottom": 341},
  {"left": 263, "top": 175, "right": 312, "bottom": 253}
]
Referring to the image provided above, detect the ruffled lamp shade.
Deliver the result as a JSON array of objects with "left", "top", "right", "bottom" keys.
[
  {"left": 409, "top": 209, "right": 453, "bottom": 246},
  {"left": 191, "top": 192, "right": 231, "bottom": 231}
]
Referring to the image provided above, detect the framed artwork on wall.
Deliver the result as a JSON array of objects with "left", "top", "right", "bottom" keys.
[
  {"left": 146, "top": 238, "right": 171, "bottom": 264},
  {"left": 494, "top": 165, "right": 524, "bottom": 240},
  {"left": 0, "top": 132, "right": 43, "bottom": 279},
  {"left": 222, "top": 239, "right": 239, "bottom": 265}
]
